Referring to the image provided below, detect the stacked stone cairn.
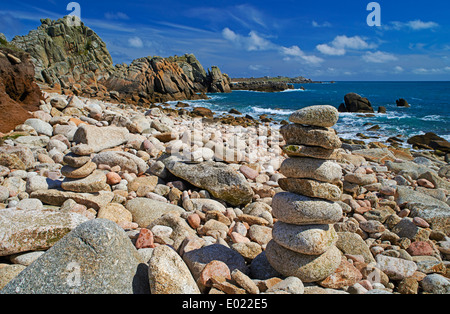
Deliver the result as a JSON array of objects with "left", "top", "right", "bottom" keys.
[
  {"left": 266, "top": 105, "right": 345, "bottom": 283},
  {"left": 60, "top": 151, "right": 108, "bottom": 193}
]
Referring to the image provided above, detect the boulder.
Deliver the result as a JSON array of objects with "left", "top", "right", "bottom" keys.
[
  {"left": 61, "top": 170, "right": 108, "bottom": 193},
  {"left": 1, "top": 219, "right": 149, "bottom": 294},
  {"left": 125, "top": 198, "right": 185, "bottom": 228},
  {"left": 280, "top": 157, "right": 342, "bottom": 183},
  {"left": 265, "top": 240, "right": 342, "bottom": 283},
  {"left": 183, "top": 244, "right": 248, "bottom": 281},
  {"left": 407, "top": 132, "right": 450, "bottom": 153},
  {"left": 164, "top": 158, "right": 253, "bottom": 206},
  {"left": 278, "top": 178, "right": 342, "bottom": 202},
  {"left": 289, "top": 105, "right": 339, "bottom": 128},
  {"left": 92, "top": 151, "right": 148, "bottom": 175},
  {"left": 396, "top": 98, "right": 410, "bottom": 107},
  {"left": 0, "top": 146, "right": 35, "bottom": 170},
  {"left": 396, "top": 186, "right": 450, "bottom": 235},
  {"left": 73, "top": 125, "right": 129, "bottom": 153},
  {"left": 339, "top": 93, "right": 374, "bottom": 113},
  {"left": 30, "top": 190, "right": 114, "bottom": 211},
  {"left": 272, "top": 222, "right": 338, "bottom": 255},
  {"left": 148, "top": 245, "right": 200, "bottom": 294},
  {"left": 375, "top": 254, "right": 417, "bottom": 280},
  {"left": 282, "top": 145, "right": 341, "bottom": 160},
  {"left": 272, "top": 192, "right": 343, "bottom": 225},
  {"left": 280, "top": 124, "right": 342, "bottom": 150},
  {"left": 0, "top": 209, "right": 88, "bottom": 256}
]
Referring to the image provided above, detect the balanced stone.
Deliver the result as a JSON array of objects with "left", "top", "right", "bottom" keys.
[
  {"left": 61, "top": 170, "right": 108, "bottom": 193},
  {"left": 61, "top": 161, "right": 97, "bottom": 179},
  {"left": 280, "top": 157, "right": 342, "bottom": 183},
  {"left": 280, "top": 124, "right": 342, "bottom": 150},
  {"left": 265, "top": 240, "right": 342, "bottom": 283},
  {"left": 282, "top": 144, "right": 341, "bottom": 160},
  {"left": 289, "top": 105, "right": 339, "bottom": 128},
  {"left": 272, "top": 192, "right": 343, "bottom": 225},
  {"left": 279, "top": 178, "right": 342, "bottom": 202},
  {"left": 63, "top": 153, "right": 91, "bottom": 168},
  {"left": 272, "top": 222, "right": 338, "bottom": 256}
]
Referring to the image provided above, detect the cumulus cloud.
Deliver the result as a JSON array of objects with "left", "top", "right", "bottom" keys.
[
  {"left": 128, "top": 36, "right": 144, "bottom": 48},
  {"left": 223, "top": 28, "right": 323, "bottom": 66},
  {"left": 281, "top": 45, "right": 324, "bottom": 65},
  {"left": 316, "top": 35, "right": 374, "bottom": 56},
  {"left": 362, "top": 51, "right": 398, "bottom": 63},
  {"left": 312, "top": 21, "right": 332, "bottom": 28},
  {"left": 222, "top": 27, "right": 274, "bottom": 51},
  {"left": 384, "top": 20, "right": 439, "bottom": 31}
]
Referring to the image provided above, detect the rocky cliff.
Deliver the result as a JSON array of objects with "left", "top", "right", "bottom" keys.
[
  {"left": 0, "top": 46, "right": 42, "bottom": 133},
  {"left": 103, "top": 56, "right": 208, "bottom": 103},
  {"left": 11, "top": 16, "right": 115, "bottom": 90},
  {"left": 10, "top": 17, "right": 231, "bottom": 104}
]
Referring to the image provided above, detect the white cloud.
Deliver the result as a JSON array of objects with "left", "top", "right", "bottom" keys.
[
  {"left": 128, "top": 36, "right": 144, "bottom": 48},
  {"left": 223, "top": 28, "right": 323, "bottom": 66},
  {"left": 312, "top": 21, "right": 332, "bottom": 28},
  {"left": 281, "top": 45, "right": 324, "bottom": 65},
  {"left": 222, "top": 28, "right": 274, "bottom": 51},
  {"left": 406, "top": 20, "right": 439, "bottom": 30},
  {"left": 393, "top": 66, "right": 404, "bottom": 73},
  {"left": 384, "top": 20, "right": 439, "bottom": 31},
  {"left": 316, "top": 35, "right": 374, "bottom": 56},
  {"left": 104, "top": 12, "right": 130, "bottom": 20},
  {"left": 362, "top": 51, "right": 398, "bottom": 63},
  {"left": 316, "top": 44, "right": 346, "bottom": 56},
  {"left": 413, "top": 67, "right": 450, "bottom": 74}
]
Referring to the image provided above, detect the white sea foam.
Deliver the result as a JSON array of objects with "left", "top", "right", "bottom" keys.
[
  {"left": 420, "top": 115, "right": 446, "bottom": 122},
  {"left": 250, "top": 106, "right": 295, "bottom": 116},
  {"left": 280, "top": 88, "right": 309, "bottom": 93}
]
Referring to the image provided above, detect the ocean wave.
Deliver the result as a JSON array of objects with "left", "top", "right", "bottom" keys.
[
  {"left": 249, "top": 106, "right": 295, "bottom": 116},
  {"left": 420, "top": 115, "right": 446, "bottom": 122},
  {"left": 280, "top": 88, "right": 309, "bottom": 93}
]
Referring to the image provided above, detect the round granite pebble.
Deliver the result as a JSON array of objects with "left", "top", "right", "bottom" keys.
[
  {"left": 278, "top": 178, "right": 342, "bottom": 202},
  {"left": 265, "top": 240, "right": 342, "bottom": 283},
  {"left": 289, "top": 105, "right": 339, "bottom": 128},
  {"left": 272, "top": 192, "right": 343, "bottom": 225},
  {"left": 280, "top": 157, "right": 342, "bottom": 183},
  {"left": 272, "top": 222, "right": 338, "bottom": 256}
]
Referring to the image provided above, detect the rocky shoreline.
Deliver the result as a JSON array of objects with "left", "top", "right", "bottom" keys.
[{"left": 0, "top": 88, "right": 449, "bottom": 294}]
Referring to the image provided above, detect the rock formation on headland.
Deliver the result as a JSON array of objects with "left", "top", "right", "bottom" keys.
[
  {"left": 10, "top": 16, "right": 231, "bottom": 104},
  {"left": 11, "top": 16, "right": 115, "bottom": 90}
]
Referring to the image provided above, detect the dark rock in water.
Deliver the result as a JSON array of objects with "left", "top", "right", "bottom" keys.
[
  {"left": 378, "top": 106, "right": 387, "bottom": 114},
  {"left": 207, "top": 66, "right": 231, "bottom": 93},
  {"left": 339, "top": 93, "right": 374, "bottom": 113},
  {"left": 396, "top": 98, "right": 410, "bottom": 107},
  {"left": 0, "top": 47, "right": 42, "bottom": 133},
  {"left": 229, "top": 108, "right": 242, "bottom": 115},
  {"left": 192, "top": 107, "right": 214, "bottom": 118},
  {"left": 407, "top": 132, "right": 450, "bottom": 153}
]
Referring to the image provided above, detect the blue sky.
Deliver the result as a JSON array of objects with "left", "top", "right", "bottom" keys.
[{"left": 1, "top": 0, "right": 449, "bottom": 81}]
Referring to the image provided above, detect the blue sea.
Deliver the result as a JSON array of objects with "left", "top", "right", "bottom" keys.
[{"left": 169, "top": 81, "right": 450, "bottom": 147}]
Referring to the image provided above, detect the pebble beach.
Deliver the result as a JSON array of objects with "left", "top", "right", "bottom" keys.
[{"left": 0, "top": 91, "right": 449, "bottom": 295}]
